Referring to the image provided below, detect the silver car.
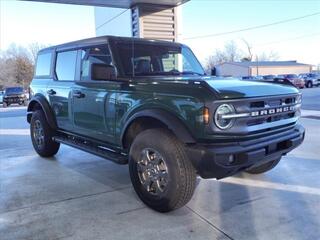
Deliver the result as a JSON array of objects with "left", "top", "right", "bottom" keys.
[
  {"left": 0, "top": 91, "right": 3, "bottom": 104},
  {"left": 299, "top": 73, "right": 320, "bottom": 88}
]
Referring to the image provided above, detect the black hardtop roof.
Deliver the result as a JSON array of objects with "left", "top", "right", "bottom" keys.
[{"left": 39, "top": 35, "right": 184, "bottom": 53}]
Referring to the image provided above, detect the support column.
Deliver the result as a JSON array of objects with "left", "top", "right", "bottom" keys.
[{"left": 131, "top": 4, "right": 178, "bottom": 42}]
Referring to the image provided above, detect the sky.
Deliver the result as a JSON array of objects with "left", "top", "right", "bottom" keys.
[{"left": 1, "top": 0, "right": 320, "bottom": 66}]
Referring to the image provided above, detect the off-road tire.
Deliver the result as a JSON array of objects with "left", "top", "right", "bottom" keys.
[
  {"left": 245, "top": 158, "right": 281, "bottom": 174},
  {"left": 306, "top": 81, "right": 313, "bottom": 88},
  {"left": 129, "top": 129, "right": 196, "bottom": 212},
  {"left": 30, "top": 110, "right": 60, "bottom": 157}
]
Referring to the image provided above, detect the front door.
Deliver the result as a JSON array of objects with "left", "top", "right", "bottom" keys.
[{"left": 72, "top": 45, "right": 117, "bottom": 144}]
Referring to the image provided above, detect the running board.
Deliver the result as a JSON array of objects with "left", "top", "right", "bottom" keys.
[{"left": 53, "top": 136, "right": 128, "bottom": 165}]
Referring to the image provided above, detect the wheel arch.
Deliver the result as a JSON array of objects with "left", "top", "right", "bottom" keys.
[
  {"left": 27, "top": 94, "right": 57, "bottom": 129},
  {"left": 121, "top": 109, "right": 196, "bottom": 150}
]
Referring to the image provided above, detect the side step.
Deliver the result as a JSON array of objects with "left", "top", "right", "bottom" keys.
[{"left": 53, "top": 136, "right": 128, "bottom": 165}]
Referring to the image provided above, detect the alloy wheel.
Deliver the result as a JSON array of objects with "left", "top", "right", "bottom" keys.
[
  {"left": 137, "top": 148, "right": 169, "bottom": 196},
  {"left": 33, "top": 119, "right": 45, "bottom": 149}
]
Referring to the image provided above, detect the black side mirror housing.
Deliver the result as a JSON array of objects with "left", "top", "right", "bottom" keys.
[
  {"left": 91, "top": 63, "right": 116, "bottom": 81},
  {"left": 211, "top": 68, "right": 216, "bottom": 76}
]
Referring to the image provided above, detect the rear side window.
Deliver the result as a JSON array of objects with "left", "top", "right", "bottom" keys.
[
  {"left": 80, "top": 46, "right": 112, "bottom": 81},
  {"left": 55, "top": 50, "right": 77, "bottom": 81},
  {"left": 35, "top": 52, "right": 52, "bottom": 76}
]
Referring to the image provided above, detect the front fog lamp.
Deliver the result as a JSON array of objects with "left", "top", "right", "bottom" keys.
[{"left": 214, "top": 104, "right": 235, "bottom": 129}]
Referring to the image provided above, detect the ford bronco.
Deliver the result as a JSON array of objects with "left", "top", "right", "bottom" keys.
[
  {"left": 3, "top": 86, "right": 28, "bottom": 108},
  {"left": 27, "top": 36, "right": 305, "bottom": 212}
]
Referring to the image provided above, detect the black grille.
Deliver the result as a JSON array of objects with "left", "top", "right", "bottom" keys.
[{"left": 246, "top": 96, "right": 298, "bottom": 127}]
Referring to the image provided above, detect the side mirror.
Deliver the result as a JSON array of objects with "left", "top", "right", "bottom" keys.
[
  {"left": 211, "top": 67, "right": 216, "bottom": 76},
  {"left": 91, "top": 63, "right": 116, "bottom": 81}
]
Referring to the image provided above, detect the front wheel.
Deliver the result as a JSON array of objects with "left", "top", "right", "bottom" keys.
[
  {"left": 306, "top": 81, "right": 313, "bottom": 88},
  {"left": 30, "top": 110, "right": 60, "bottom": 157},
  {"left": 245, "top": 158, "right": 281, "bottom": 174},
  {"left": 129, "top": 129, "right": 196, "bottom": 212}
]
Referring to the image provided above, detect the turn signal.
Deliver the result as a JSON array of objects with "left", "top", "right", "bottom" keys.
[{"left": 203, "top": 107, "right": 210, "bottom": 125}]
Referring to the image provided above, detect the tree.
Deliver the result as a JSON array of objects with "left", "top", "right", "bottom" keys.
[
  {"left": 204, "top": 41, "right": 243, "bottom": 73},
  {"left": 257, "top": 51, "right": 279, "bottom": 61},
  {"left": 0, "top": 43, "right": 46, "bottom": 89},
  {"left": 28, "top": 43, "right": 48, "bottom": 64},
  {"left": 242, "top": 39, "right": 253, "bottom": 62},
  {"left": 205, "top": 39, "right": 279, "bottom": 73}
]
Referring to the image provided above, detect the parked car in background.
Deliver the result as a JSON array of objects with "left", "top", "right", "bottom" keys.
[
  {"left": 0, "top": 91, "right": 3, "bottom": 104},
  {"left": 263, "top": 75, "right": 276, "bottom": 81},
  {"left": 2, "top": 86, "right": 28, "bottom": 108},
  {"left": 242, "top": 76, "right": 262, "bottom": 80},
  {"left": 299, "top": 73, "right": 320, "bottom": 88},
  {"left": 277, "top": 74, "right": 305, "bottom": 89}
]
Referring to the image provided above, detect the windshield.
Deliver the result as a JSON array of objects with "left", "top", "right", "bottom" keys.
[
  {"left": 116, "top": 42, "right": 205, "bottom": 77},
  {"left": 286, "top": 74, "right": 297, "bottom": 78},
  {"left": 5, "top": 87, "right": 24, "bottom": 94}
]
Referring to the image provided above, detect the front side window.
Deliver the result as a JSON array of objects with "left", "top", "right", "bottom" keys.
[
  {"left": 116, "top": 42, "right": 205, "bottom": 77},
  {"left": 55, "top": 51, "right": 77, "bottom": 81},
  {"left": 80, "top": 46, "right": 112, "bottom": 81},
  {"left": 35, "top": 52, "right": 52, "bottom": 76}
]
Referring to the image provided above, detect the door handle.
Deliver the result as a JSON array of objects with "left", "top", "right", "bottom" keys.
[
  {"left": 73, "top": 91, "right": 85, "bottom": 98},
  {"left": 47, "top": 89, "right": 56, "bottom": 95}
]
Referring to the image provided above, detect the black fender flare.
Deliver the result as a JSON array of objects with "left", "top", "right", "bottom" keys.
[
  {"left": 27, "top": 94, "right": 57, "bottom": 129},
  {"left": 121, "top": 109, "right": 196, "bottom": 147}
]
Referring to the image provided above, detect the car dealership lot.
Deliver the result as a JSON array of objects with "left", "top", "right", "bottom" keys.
[{"left": 0, "top": 89, "right": 319, "bottom": 240}]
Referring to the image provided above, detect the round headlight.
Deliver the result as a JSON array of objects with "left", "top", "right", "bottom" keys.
[{"left": 214, "top": 104, "right": 235, "bottom": 129}]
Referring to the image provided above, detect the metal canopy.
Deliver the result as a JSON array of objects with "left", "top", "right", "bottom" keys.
[{"left": 26, "top": 0, "right": 189, "bottom": 8}]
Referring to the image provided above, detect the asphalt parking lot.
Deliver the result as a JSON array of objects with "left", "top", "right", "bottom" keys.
[{"left": 0, "top": 88, "right": 319, "bottom": 240}]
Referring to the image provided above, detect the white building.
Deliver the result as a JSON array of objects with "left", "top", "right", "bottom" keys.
[{"left": 215, "top": 61, "right": 312, "bottom": 77}]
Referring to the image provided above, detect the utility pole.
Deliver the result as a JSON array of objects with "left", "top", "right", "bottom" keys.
[{"left": 255, "top": 55, "right": 259, "bottom": 76}]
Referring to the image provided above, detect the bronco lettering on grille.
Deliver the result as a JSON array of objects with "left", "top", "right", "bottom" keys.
[{"left": 251, "top": 106, "right": 295, "bottom": 117}]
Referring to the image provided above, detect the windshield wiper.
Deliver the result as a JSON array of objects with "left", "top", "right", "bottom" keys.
[
  {"left": 180, "top": 71, "right": 203, "bottom": 76},
  {"left": 168, "top": 70, "right": 203, "bottom": 76}
]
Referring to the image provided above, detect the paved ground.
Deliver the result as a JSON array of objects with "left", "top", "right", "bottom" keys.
[
  {"left": 0, "top": 89, "right": 319, "bottom": 240},
  {"left": 301, "top": 87, "right": 320, "bottom": 111}
]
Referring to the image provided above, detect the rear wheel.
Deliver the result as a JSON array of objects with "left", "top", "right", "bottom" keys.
[
  {"left": 245, "top": 158, "right": 281, "bottom": 174},
  {"left": 30, "top": 110, "right": 60, "bottom": 157},
  {"left": 129, "top": 129, "right": 196, "bottom": 212},
  {"left": 306, "top": 81, "right": 313, "bottom": 88}
]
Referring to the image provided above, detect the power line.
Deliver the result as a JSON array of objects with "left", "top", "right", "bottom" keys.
[
  {"left": 183, "top": 11, "right": 320, "bottom": 40},
  {"left": 255, "top": 32, "right": 320, "bottom": 46},
  {"left": 96, "top": 8, "right": 130, "bottom": 30}
]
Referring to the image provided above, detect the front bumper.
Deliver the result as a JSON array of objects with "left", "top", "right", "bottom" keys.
[
  {"left": 3, "top": 97, "right": 26, "bottom": 104},
  {"left": 186, "top": 124, "right": 305, "bottom": 179}
]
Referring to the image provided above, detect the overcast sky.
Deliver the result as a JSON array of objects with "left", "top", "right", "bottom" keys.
[{"left": 1, "top": 0, "right": 319, "bottom": 66}]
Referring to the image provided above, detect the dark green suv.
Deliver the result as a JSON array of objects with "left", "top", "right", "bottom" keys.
[
  {"left": 3, "top": 86, "right": 28, "bottom": 107},
  {"left": 27, "top": 36, "right": 305, "bottom": 212}
]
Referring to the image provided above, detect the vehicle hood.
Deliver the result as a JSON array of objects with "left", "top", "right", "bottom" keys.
[
  {"left": 202, "top": 78, "right": 299, "bottom": 99},
  {"left": 4, "top": 92, "right": 24, "bottom": 96},
  {"left": 134, "top": 75, "right": 299, "bottom": 99}
]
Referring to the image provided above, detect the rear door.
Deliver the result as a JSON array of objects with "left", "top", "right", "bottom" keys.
[
  {"left": 47, "top": 50, "right": 77, "bottom": 131},
  {"left": 72, "top": 45, "right": 117, "bottom": 144}
]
